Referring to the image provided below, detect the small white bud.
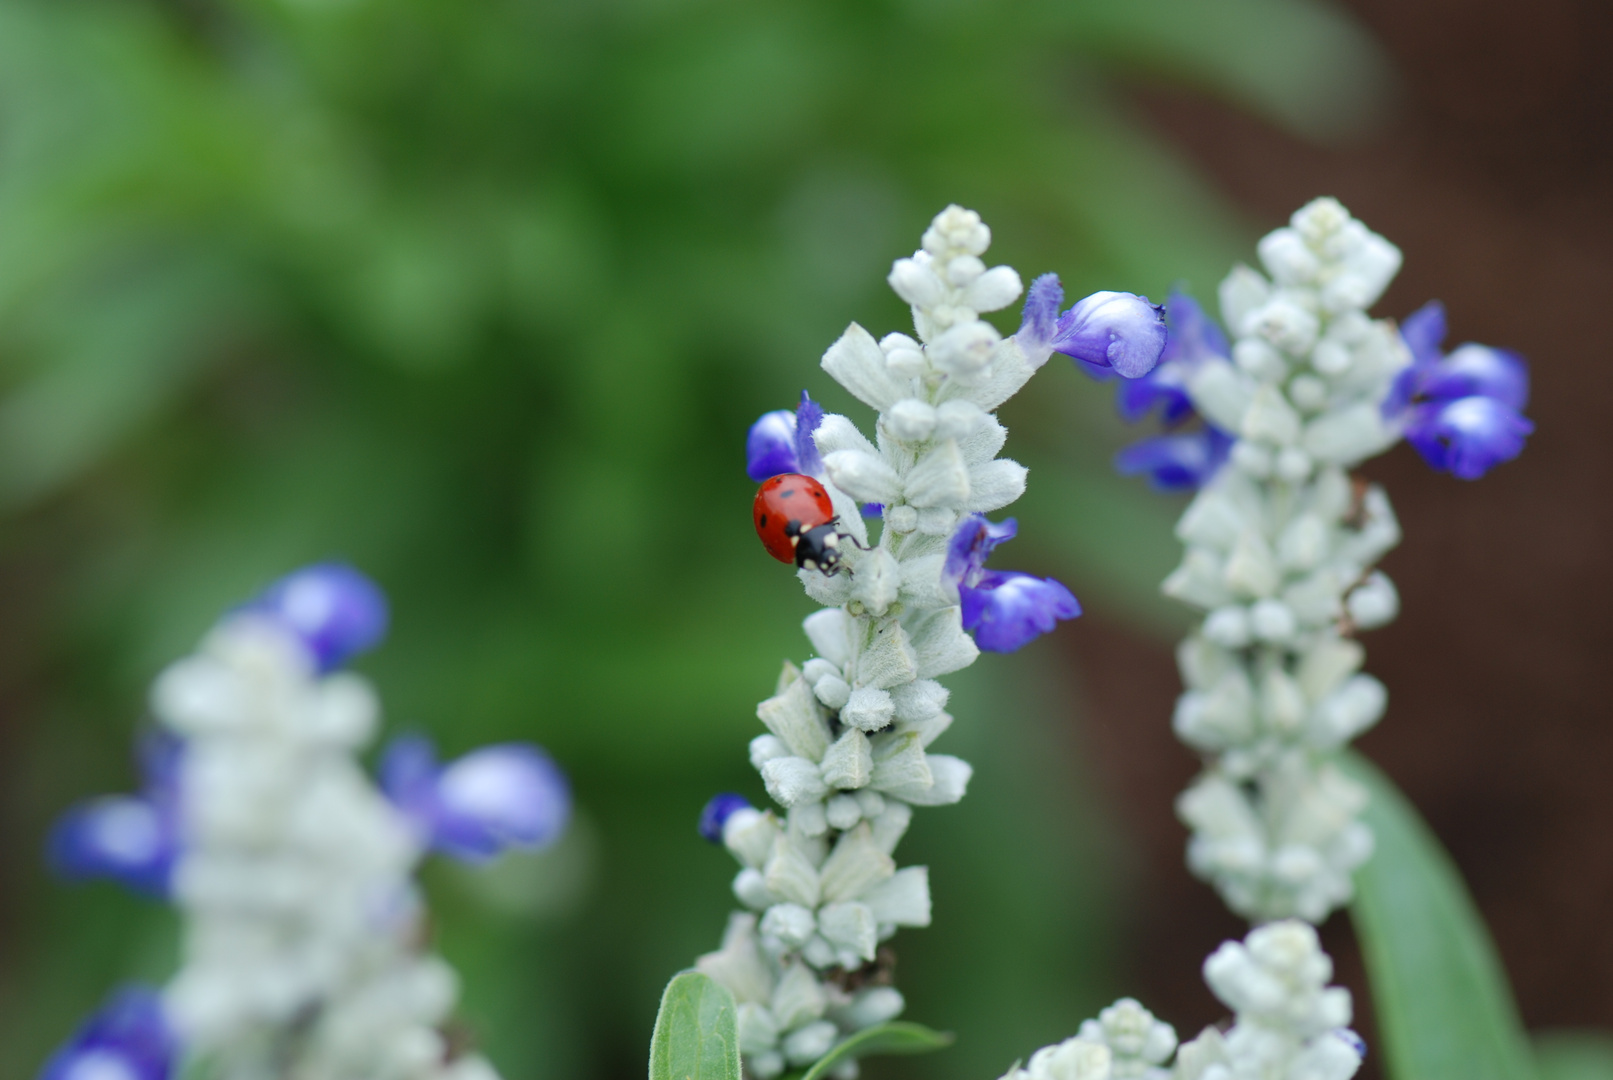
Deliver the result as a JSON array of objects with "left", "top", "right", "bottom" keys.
[
  {"left": 1234, "top": 339, "right": 1288, "bottom": 382},
  {"left": 934, "top": 399, "right": 988, "bottom": 442},
  {"left": 1257, "top": 228, "right": 1320, "bottom": 285},
  {"left": 1250, "top": 599, "right": 1297, "bottom": 643},
  {"left": 946, "top": 254, "right": 985, "bottom": 286},
  {"left": 887, "top": 257, "right": 945, "bottom": 308},
  {"left": 801, "top": 658, "right": 841, "bottom": 686},
  {"left": 811, "top": 675, "right": 851, "bottom": 710},
  {"left": 962, "top": 265, "right": 1023, "bottom": 313},
  {"left": 1288, "top": 374, "right": 1329, "bottom": 412},
  {"left": 841, "top": 686, "right": 895, "bottom": 732},
  {"left": 1203, "top": 606, "right": 1252, "bottom": 648},
  {"left": 790, "top": 801, "right": 829, "bottom": 838},
  {"left": 854, "top": 790, "right": 886, "bottom": 818},
  {"left": 1276, "top": 447, "right": 1313, "bottom": 482},
  {"left": 884, "top": 504, "right": 918, "bottom": 534},
  {"left": 1346, "top": 572, "right": 1399, "bottom": 629},
  {"left": 886, "top": 399, "right": 938, "bottom": 441},
  {"left": 928, "top": 320, "right": 1001, "bottom": 382},
  {"left": 783, "top": 1020, "right": 839, "bottom": 1066},
  {"left": 1310, "top": 339, "right": 1352, "bottom": 376},
  {"left": 1230, "top": 440, "right": 1274, "bottom": 478},
  {"left": 825, "top": 794, "right": 862, "bottom": 830},
  {"left": 733, "top": 869, "right": 774, "bottom": 909},
  {"left": 760, "top": 903, "right": 817, "bottom": 948}
]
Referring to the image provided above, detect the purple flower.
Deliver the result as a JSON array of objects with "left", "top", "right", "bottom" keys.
[
  {"left": 1049, "top": 290, "right": 1167, "bottom": 379},
  {"left": 1100, "top": 292, "right": 1227, "bottom": 423},
  {"left": 943, "top": 515, "right": 1081, "bottom": 653},
  {"left": 248, "top": 563, "right": 389, "bottom": 672},
  {"left": 1115, "top": 428, "right": 1234, "bottom": 493},
  {"left": 745, "top": 410, "right": 797, "bottom": 483},
  {"left": 1405, "top": 397, "right": 1534, "bottom": 480},
  {"left": 48, "top": 734, "right": 183, "bottom": 898},
  {"left": 382, "top": 735, "right": 571, "bottom": 862},
  {"left": 745, "top": 391, "right": 825, "bottom": 482},
  {"left": 1386, "top": 301, "right": 1533, "bottom": 479},
  {"left": 698, "top": 793, "right": 753, "bottom": 844},
  {"left": 40, "top": 986, "right": 177, "bottom": 1080}
]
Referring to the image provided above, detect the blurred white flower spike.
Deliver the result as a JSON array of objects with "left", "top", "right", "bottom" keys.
[
  {"left": 40, "top": 563, "right": 570, "bottom": 1080},
  {"left": 1003, "top": 923, "right": 1362, "bottom": 1080},
  {"left": 711, "top": 205, "right": 1168, "bottom": 1078}
]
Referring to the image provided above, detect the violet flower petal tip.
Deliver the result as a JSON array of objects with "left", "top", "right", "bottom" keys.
[
  {"left": 1018, "top": 273, "right": 1064, "bottom": 353},
  {"left": 252, "top": 562, "right": 389, "bottom": 672},
  {"left": 431, "top": 742, "right": 572, "bottom": 861},
  {"left": 1400, "top": 300, "right": 1448, "bottom": 365},
  {"left": 48, "top": 797, "right": 175, "bottom": 898},
  {"left": 960, "top": 571, "right": 1081, "bottom": 653},
  {"left": 794, "top": 391, "right": 825, "bottom": 476},
  {"left": 698, "top": 793, "right": 753, "bottom": 844},
  {"left": 41, "top": 985, "right": 177, "bottom": 1080},
  {"left": 746, "top": 408, "right": 798, "bottom": 483},
  {"left": 1052, "top": 290, "right": 1168, "bottom": 379}
]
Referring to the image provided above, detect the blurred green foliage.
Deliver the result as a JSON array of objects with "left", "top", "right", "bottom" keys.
[{"left": 0, "top": 0, "right": 1390, "bottom": 1076}]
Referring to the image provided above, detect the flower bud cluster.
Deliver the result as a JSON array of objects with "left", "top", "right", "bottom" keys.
[
  {"left": 703, "top": 206, "right": 1158, "bottom": 1078},
  {"left": 1001, "top": 923, "right": 1360, "bottom": 1080},
  {"left": 1159, "top": 199, "right": 1423, "bottom": 922},
  {"left": 41, "top": 565, "right": 569, "bottom": 1080}
]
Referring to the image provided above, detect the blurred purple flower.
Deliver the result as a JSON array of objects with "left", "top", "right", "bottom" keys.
[
  {"left": 1049, "top": 290, "right": 1167, "bottom": 379},
  {"left": 1405, "top": 397, "right": 1534, "bottom": 480},
  {"left": 248, "top": 563, "right": 389, "bottom": 672},
  {"left": 1386, "top": 300, "right": 1533, "bottom": 479},
  {"left": 745, "top": 391, "right": 825, "bottom": 482},
  {"left": 1115, "top": 428, "right": 1235, "bottom": 493},
  {"left": 382, "top": 735, "right": 571, "bottom": 862},
  {"left": 48, "top": 733, "right": 183, "bottom": 898},
  {"left": 40, "top": 986, "right": 176, "bottom": 1080},
  {"left": 698, "top": 793, "right": 753, "bottom": 844},
  {"left": 942, "top": 515, "right": 1080, "bottom": 653}
]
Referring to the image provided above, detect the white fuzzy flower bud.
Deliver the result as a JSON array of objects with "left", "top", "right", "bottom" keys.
[
  {"left": 928, "top": 320, "right": 1001, "bottom": 382},
  {"left": 962, "top": 265, "right": 1023, "bottom": 312},
  {"left": 886, "top": 399, "right": 938, "bottom": 441},
  {"left": 1346, "top": 571, "right": 1399, "bottom": 629}
]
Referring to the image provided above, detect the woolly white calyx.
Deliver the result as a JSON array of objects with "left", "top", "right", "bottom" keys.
[{"left": 1163, "top": 199, "right": 1413, "bottom": 923}]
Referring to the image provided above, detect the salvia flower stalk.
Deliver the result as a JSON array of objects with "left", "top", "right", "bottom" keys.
[
  {"left": 697, "top": 205, "right": 1165, "bottom": 1079},
  {"left": 1003, "top": 921, "right": 1363, "bottom": 1080},
  {"left": 41, "top": 564, "right": 571, "bottom": 1080},
  {"left": 989, "top": 195, "right": 1535, "bottom": 1080},
  {"left": 1127, "top": 197, "right": 1532, "bottom": 924}
]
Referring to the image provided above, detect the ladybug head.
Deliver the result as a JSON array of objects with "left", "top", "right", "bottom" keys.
[{"left": 791, "top": 521, "right": 848, "bottom": 577}]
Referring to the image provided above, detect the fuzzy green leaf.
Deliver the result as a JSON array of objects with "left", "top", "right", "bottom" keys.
[
  {"left": 1344, "top": 753, "right": 1535, "bottom": 1080},
  {"left": 649, "top": 972, "right": 740, "bottom": 1080}
]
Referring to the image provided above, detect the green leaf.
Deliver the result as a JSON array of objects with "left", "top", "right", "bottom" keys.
[
  {"left": 1536, "top": 1032, "right": 1613, "bottom": 1080},
  {"left": 1343, "top": 753, "right": 1536, "bottom": 1080},
  {"left": 798, "top": 1022, "right": 955, "bottom": 1080},
  {"left": 649, "top": 972, "right": 740, "bottom": 1080}
]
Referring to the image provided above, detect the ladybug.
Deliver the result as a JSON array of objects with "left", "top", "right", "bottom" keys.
[{"left": 753, "top": 473, "right": 861, "bottom": 576}]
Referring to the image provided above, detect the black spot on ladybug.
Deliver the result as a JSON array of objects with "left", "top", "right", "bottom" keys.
[{"left": 759, "top": 513, "right": 768, "bottom": 528}]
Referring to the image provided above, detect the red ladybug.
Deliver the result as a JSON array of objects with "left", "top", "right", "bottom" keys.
[{"left": 753, "top": 474, "right": 858, "bottom": 575}]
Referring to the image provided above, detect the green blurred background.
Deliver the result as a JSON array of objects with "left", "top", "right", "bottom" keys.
[{"left": 0, "top": 1, "right": 1397, "bottom": 1077}]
